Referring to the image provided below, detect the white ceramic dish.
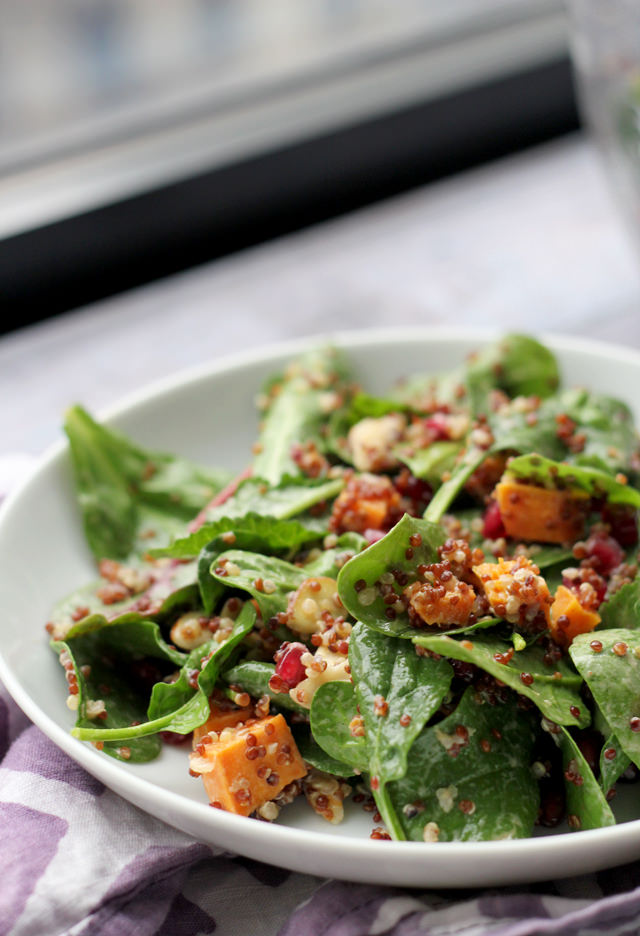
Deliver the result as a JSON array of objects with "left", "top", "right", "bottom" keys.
[{"left": 3, "top": 328, "right": 640, "bottom": 889}]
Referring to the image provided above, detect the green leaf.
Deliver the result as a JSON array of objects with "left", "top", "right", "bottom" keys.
[
  {"left": 302, "top": 532, "right": 367, "bottom": 577},
  {"left": 570, "top": 629, "right": 640, "bottom": 769},
  {"left": 209, "top": 550, "right": 307, "bottom": 621},
  {"left": 53, "top": 639, "right": 162, "bottom": 762},
  {"left": 594, "top": 579, "right": 640, "bottom": 632},
  {"left": 310, "top": 681, "right": 369, "bottom": 774},
  {"left": 253, "top": 346, "right": 352, "bottom": 485},
  {"left": 349, "top": 623, "right": 453, "bottom": 838},
  {"left": 600, "top": 733, "right": 631, "bottom": 795},
  {"left": 71, "top": 603, "right": 256, "bottom": 742},
  {"left": 465, "top": 334, "right": 559, "bottom": 417},
  {"left": 349, "top": 623, "right": 453, "bottom": 786},
  {"left": 292, "top": 725, "right": 359, "bottom": 777},
  {"left": 413, "top": 633, "right": 588, "bottom": 727},
  {"left": 555, "top": 727, "right": 616, "bottom": 830},
  {"left": 150, "top": 511, "right": 321, "bottom": 561},
  {"left": 49, "top": 559, "right": 199, "bottom": 642},
  {"left": 193, "top": 476, "right": 345, "bottom": 530},
  {"left": 423, "top": 447, "right": 488, "bottom": 523},
  {"left": 222, "top": 661, "right": 307, "bottom": 714},
  {"left": 338, "top": 514, "right": 445, "bottom": 638},
  {"left": 64, "top": 406, "right": 231, "bottom": 560},
  {"left": 395, "top": 441, "right": 462, "bottom": 484},
  {"left": 388, "top": 688, "right": 539, "bottom": 841},
  {"left": 506, "top": 454, "right": 640, "bottom": 508},
  {"left": 64, "top": 616, "right": 186, "bottom": 666}
]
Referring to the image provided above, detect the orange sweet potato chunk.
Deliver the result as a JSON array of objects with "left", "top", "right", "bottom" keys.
[
  {"left": 495, "top": 480, "right": 588, "bottom": 544},
  {"left": 550, "top": 585, "right": 601, "bottom": 647},
  {"left": 189, "top": 713, "right": 307, "bottom": 816},
  {"left": 193, "top": 701, "right": 254, "bottom": 745}
]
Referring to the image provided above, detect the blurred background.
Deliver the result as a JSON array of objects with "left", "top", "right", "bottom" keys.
[{"left": 1, "top": 0, "right": 581, "bottom": 329}]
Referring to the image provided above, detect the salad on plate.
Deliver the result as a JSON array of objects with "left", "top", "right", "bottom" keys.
[{"left": 47, "top": 334, "right": 640, "bottom": 843}]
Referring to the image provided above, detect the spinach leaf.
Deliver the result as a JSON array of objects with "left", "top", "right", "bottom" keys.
[
  {"left": 348, "top": 623, "right": 453, "bottom": 838},
  {"left": 253, "top": 347, "right": 351, "bottom": 485},
  {"left": 64, "top": 406, "right": 231, "bottom": 560},
  {"left": 600, "top": 733, "right": 632, "bottom": 796},
  {"left": 569, "top": 629, "right": 640, "bottom": 769},
  {"left": 423, "top": 447, "right": 488, "bottom": 523},
  {"left": 209, "top": 550, "right": 307, "bottom": 621},
  {"left": 395, "top": 440, "right": 462, "bottom": 484},
  {"left": 53, "top": 639, "right": 162, "bottom": 762},
  {"left": 413, "top": 633, "right": 588, "bottom": 727},
  {"left": 338, "top": 514, "right": 445, "bottom": 638},
  {"left": 388, "top": 688, "right": 539, "bottom": 841},
  {"left": 506, "top": 454, "right": 640, "bottom": 508},
  {"left": 389, "top": 367, "right": 467, "bottom": 413},
  {"left": 151, "top": 512, "right": 321, "bottom": 561},
  {"left": 292, "top": 725, "right": 359, "bottom": 777},
  {"left": 302, "top": 532, "right": 367, "bottom": 577},
  {"left": 63, "top": 616, "right": 186, "bottom": 666},
  {"left": 310, "top": 681, "right": 369, "bottom": 773},
  {"left": 555, "top": 727, "right": 616, "bottom": 830},
  {"left": 222, "top": 661, "right": 307, "bottom": 714},
  {"left": 193, "top": 476, "right": 344, "bottom": 531},
  {"left": 561, "top": 389, "right": 640, "bottom": 476},
  {"left": 49, "top": 559, "right": 198, "bottom": 642},
  {"left": 71, "top": 603, "right": 256, "bottom": 742},
  {"left": 599, "top": 578, "right": 640, "bottom": 631},
  {"left": 465, "top": 334, "right": 559, "bottom": 417}
]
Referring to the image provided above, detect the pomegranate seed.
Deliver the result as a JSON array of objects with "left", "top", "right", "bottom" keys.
[
  {"left": 273, "top": 642, "right": 307, "bottom": 688},
  {"left": 364, "top": 528, "right": 385, "bottom": 545},
  {"left": 584, "top": 532, "right": 624, "bottom": 575},
  {"left": 424, "top": 414, "right": 450, "bottom": 441},
  {"left": 602, "top": 504, "right": 638, "bottom": 547},
  {"left": 482, "top": 500, "right": 506, "bottom": 540}
]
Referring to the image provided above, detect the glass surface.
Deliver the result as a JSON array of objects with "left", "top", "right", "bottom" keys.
[{"left": 568, "top": 0, "right": 640, "bottom": 251}]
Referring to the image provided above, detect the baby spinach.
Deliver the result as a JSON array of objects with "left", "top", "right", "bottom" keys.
[
  {"left": 222, "top": 661, "right": 307, "bottom": 714},
  {"left": 388, "top": 688, "right": 539, "bottom": 841},
  {"left": 302, "top": 532, "right": 367, "bottom": 577},
  {"left": 194, "top": 475, "right": 344, "bottom": 530},
  {"left": 506, "top": 454, "right": 640, "bottom": 507},
  {"left": 65, "top": 406, "right": 231, "bottom": 560},
  {"left": 292, "top": 725, "right": 359, "bottom": 777},
  {"left": 151, "top": 512, "right": 321, "bottom": 561},
  {"left": 253, "top": 346, "right": 351, "bottom": 485},
  {"left": 338, "top": 514, "right": 445, "bottom": 638},
  {"left": 63, "top": 616, "right": 186, "bottom": 666},
  {"left": 71, "top": 602, "right": 256, "bottom": 742},
  {"left": 596, "top": 578, "right": 640, "bottom": 631},
  {"left": 49, "top": 559, "right": 198, "bottom": 641},
  {"left": 348, "top": 623, "right": 453, "bottom": 839},
  {"left": 600, "top": 733, "right": 632, "bottom": 795},
  {"left": 570, "top": 629, "right": 640, "bottom": 769},
  {"left": 395, "top": 440, "right": 462, "bottom": 484},
  {"left": 465, "top": 334, "right": 559, "bottom": 417},
  {"left": 310, "top": 681, "right": 369, "bottom": 774},
  {"left": 413, "top": 633, "right": 588, "bottom": 727},
  {"left": 209, "top": 550, "right": 307, "bottom": 621},
  {"left": 555, "top": 727, "right": 615, "bottom": 831}
]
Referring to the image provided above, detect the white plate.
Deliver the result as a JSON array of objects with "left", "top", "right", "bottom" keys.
[{"left": 3, "top": 327, "right": 640, "bottom": 888}]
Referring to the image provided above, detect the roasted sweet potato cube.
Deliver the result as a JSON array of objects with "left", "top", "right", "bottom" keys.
[
  {"left": 193, "top": 700, "right": 254, "bottom": 745},
  {"left": 550, "top": 584, "right": 601, "bottom": 647},
  {"left": 189, "top": 713, "right": 307, "bottom": 816},
  {"left": 495, "top": 480, "right": 588, "bottom": 544}
]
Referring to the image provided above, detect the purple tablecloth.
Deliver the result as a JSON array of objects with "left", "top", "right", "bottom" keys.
[{"left": 3, "top": 464, "right": 640, "bottom": 936}]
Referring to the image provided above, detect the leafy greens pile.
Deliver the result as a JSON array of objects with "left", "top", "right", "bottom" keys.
[{"left": 50, "top": 335, "right": 640, "bottom": 842}]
